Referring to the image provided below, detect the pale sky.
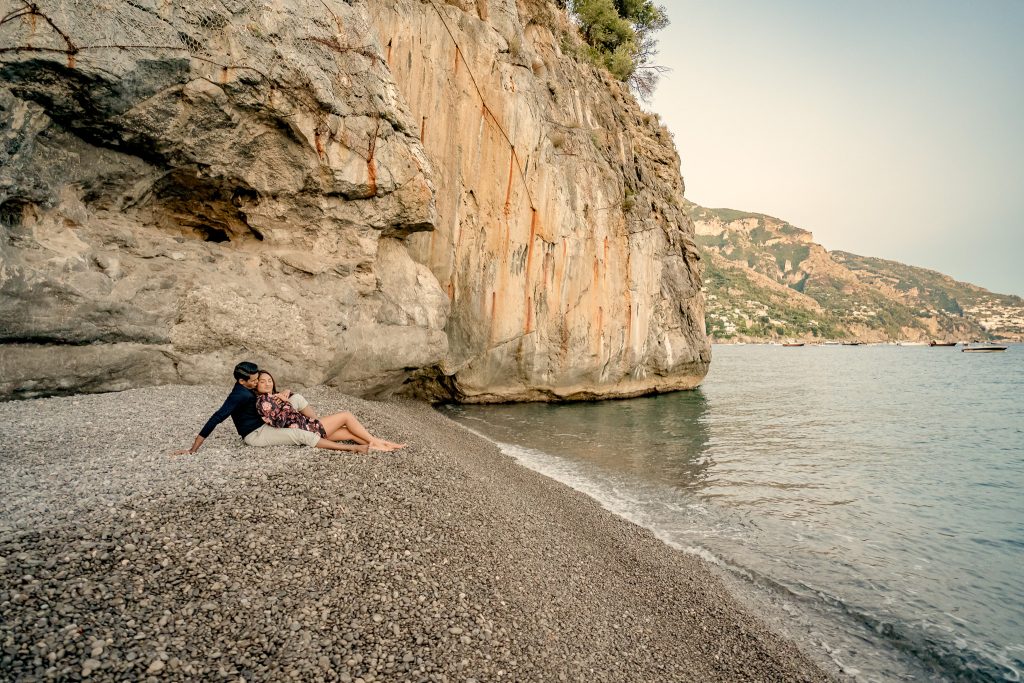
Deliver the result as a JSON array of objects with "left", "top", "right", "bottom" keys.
[{"left": 649, "top": 0, "right": 1024, "bottom": 295}]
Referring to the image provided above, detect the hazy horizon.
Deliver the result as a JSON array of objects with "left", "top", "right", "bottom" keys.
[{"left": 650, "top": 0, "right": 1024, "bottom": 296}]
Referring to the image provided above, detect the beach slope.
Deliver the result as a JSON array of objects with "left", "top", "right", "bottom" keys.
[{"left": 0, "top": 387, "right": 826, "bottom": 681}]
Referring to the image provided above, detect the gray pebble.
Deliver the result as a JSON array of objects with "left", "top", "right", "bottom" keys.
[{"left": 0, "top": 387, "right": 829, "bottom": 682}]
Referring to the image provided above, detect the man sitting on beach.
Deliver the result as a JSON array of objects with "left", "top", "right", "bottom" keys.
[{"left": 172, "top": 361, "right": 367, "bottom": 455}]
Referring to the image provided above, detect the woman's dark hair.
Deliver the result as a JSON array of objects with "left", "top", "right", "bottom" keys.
[
  {"left": 233, "top": 361, "right": 259, "bottom": 381},
  {"left": 256, "top": 370, "right": 278, "bottom": 394}
]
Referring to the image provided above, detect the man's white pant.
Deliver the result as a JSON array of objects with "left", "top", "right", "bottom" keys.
[
  {"left": 242, "top": 394, "right": 319, "bottom": 447},
  {"left": 288, "top": 394, "right": 309, "bottom": 412}
]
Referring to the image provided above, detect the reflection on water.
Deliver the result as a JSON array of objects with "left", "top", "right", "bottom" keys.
[
  {"left": 449, "top": 389, "right": 712, "bottom": 491},
  {"left": 440, "top": 344, "right": 1024, "bottom": 682}
]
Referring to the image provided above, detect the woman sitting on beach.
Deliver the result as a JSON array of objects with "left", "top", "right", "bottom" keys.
[{"left": 254, "top": 371, "right": 405, "bottom": 452}]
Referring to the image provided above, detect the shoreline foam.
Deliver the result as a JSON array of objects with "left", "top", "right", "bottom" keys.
[{"left": 1, "top": 386, "right": 827, "bottom": 681}]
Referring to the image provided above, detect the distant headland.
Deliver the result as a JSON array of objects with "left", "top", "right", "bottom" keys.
[{"left": 686, "top": 200, "right": 1024, "bottom": 344}]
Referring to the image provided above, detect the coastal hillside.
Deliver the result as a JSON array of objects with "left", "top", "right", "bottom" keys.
[
  {"left": 0, "top": 0, "right": 709, "bottom": 400},
  {"left": 686, "top": 201, "right": 1024, "bottom": 342}
]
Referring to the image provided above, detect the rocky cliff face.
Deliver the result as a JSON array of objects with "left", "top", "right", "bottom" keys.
[
  {"left": 0, "top": 0, "right": 449, "bottom": 399},
  {"left": 0, "top": 0, "right": 709, "bottom": 400},
  {"left": 369, "top": 0, "right": 708, "bottom": 401}
]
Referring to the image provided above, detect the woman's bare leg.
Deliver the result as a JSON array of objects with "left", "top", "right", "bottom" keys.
[
  {"left": 325, "top": 428, "right": 366, "bottom": 444},
  {"left": 319, "top": 412, "right": 405, "bottom": 450},
  {"left": 314, "top": 438, "right": 367, "bottom": 453},
  {"left": 319, "top": 412, "right": 372, "bottom": 442}
]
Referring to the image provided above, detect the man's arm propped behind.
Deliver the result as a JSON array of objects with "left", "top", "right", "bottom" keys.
[{"left": 172, "top": 362, "right": 260, "bottom": 456}]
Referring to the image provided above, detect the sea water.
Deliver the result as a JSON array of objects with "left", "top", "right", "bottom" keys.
[{"left": 439, "top": 344, "right": 1024, "bottom": 682}]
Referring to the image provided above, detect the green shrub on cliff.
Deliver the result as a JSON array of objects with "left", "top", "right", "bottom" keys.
[{"left": 567, "top": 0, "right": 669, "bottom": 97}]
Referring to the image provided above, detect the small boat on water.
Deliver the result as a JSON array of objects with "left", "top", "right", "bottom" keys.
[
  {"left": 782, "top": 342, "right": 805, "bottom": 347},
  {"left": 929, "top": 341, "right": 957, "bottom": 347},
  {"left": 842, "top": 341, "right": 863, "bottom": 346},
  {"left": 962, "top": 344, "right": 1008, "bottom": 353}
]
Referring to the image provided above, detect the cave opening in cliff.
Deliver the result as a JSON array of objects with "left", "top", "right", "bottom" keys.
[
  {"left": 148, "top": 170, "right": 265, "bottom": 243},
  {"left": 195, "top": 225, "right": 230, "bottom": 243},
  {"left": 0, "top": 199, "right": 32, "bottom": 229}
]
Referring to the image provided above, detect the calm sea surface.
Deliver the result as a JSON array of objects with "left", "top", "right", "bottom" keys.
[{"left": 440, "top": 344, "right": 1024, "bottom": 682}]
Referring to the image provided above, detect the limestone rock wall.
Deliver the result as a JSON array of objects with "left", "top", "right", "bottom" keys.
[
  {"left": 369, "top": 0, "right": 709, "bottom": 401},
  {"left": 1, "top": 0, "right": 709, "bottom": 401},
  {"left": 0, "top": 0, "right": 448, "bottom": 398}
]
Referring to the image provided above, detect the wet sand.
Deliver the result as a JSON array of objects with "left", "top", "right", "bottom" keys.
[{"left": 0, "top": 386, "right": 829, "bottom": 681}]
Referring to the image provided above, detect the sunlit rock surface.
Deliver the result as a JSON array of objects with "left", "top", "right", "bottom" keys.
[
  {"left": 0, "top": 0, "right": 708, "bottom": 400},
  {"left": 370, "top": 0, "right": 709, "bottom": 401}
]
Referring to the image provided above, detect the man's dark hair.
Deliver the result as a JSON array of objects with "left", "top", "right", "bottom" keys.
[{"left": 233, "top": 361, "right": 259, "bottom": 381}]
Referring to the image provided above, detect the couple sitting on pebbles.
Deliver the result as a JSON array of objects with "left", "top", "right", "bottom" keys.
[{"left": 173, "top": 361, "right": 405, "bottom": 456}]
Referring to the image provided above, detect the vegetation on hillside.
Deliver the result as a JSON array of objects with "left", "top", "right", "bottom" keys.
[
  {"left": 833, "top": 251, "right": 1023, "bottom": 310},
  {"left": 690, "top": 205, "right": 1024, "bottom": 342},
  {"left": 833, "top": 252, "right": 1024, "bottom": 339},
  {"left": 702, "top": 257, "right": 843, "bottom": 340},
  {"left": 561, "top": 0, "right": 669, "bottom": 98},
  {"left": 799, "top": 274, "right": 926, "bottom": 339}
]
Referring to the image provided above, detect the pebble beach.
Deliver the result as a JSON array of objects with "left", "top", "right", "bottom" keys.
[{"left": 0, "top": 386, "right": 828, "bottom": 682}]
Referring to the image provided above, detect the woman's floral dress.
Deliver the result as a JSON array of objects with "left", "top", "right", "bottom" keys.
[{"left": 255, "top": 394, "right": 327, "bottom": 436}]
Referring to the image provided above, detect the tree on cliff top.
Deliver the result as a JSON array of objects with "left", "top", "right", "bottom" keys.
[{"left": 568, "top": 0, "right": 669, "bottom": 99}]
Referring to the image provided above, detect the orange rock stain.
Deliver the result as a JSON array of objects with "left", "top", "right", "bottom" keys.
[
  {"left": 489, "top": 291, "right": 497, "bottom": 342},
  {"left": 314, "top": 131, "right": 325, "bottom": 159},
  {"left": 503, "top": 150, "right": 515, "bottom": 216},
  {"left": 525, "top": 209, "right": 537, "bottom": 279}
]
